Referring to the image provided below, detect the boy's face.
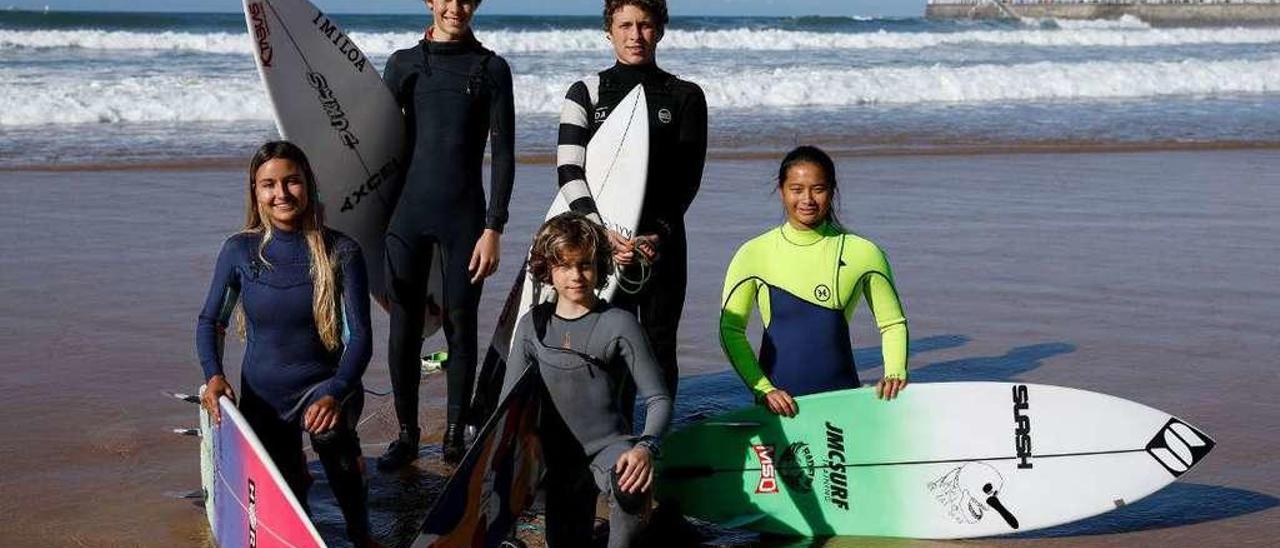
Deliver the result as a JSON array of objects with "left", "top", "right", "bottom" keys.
[
  {"left": 550, "top": 248, "right": 598, "bottom": 306},
  {"left": 426, "top": 0, "right": 477, "bottom": 37},
  {"left": 608, "top": 5, "right": 661, "bottom": 66}
]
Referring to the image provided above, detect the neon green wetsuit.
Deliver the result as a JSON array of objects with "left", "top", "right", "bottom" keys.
[{"left": 719, "top": 221, "right": 908, "bottom": 399}]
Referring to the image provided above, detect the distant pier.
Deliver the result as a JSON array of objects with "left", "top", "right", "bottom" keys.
[{"left": 925, "top": 1, "right": 1280, "bottom": 26}]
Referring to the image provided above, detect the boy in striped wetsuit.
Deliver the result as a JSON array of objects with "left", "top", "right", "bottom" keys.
[{"left": 554, "top": 0, "right": 707, "bottom": 402}]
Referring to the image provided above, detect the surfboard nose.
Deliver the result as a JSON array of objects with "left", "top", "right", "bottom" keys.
[{"left": 1144, "top": 418, "right": 1215, "bottom": 477}]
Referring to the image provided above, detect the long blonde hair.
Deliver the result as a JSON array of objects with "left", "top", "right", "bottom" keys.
[{"left": 233, "top": 141, "right": 342, "bottom": 351}]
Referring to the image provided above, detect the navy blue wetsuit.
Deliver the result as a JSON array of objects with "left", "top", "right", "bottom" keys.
[
  {"left": 195, "top": 228, "right": 372, "bottom": 542},
  {"left": 382, "top": 36, "right": 515, "bottom": 431}
]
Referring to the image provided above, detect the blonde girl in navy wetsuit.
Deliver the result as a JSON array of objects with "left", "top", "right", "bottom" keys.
[{"left": 196, "top": 141, "right": 374, "bottom": 546}]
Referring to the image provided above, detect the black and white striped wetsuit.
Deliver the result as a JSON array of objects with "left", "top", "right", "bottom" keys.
[{"left": 555, "top": 62, "right": 708, "bottom": 400}]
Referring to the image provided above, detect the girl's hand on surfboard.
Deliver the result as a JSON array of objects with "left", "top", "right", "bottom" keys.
[
  {"left": 764, "top": 388, "right": 799, "bottom": 417},
  {"left": 469, "top": 229, "right": 501, "bottom": 284},
  {"left": 876, "top": 377, "right": 908, "bottom": 401},
  {"left": 304, "top": 396, "right": 341, "bottom": 434},
  {"left": 616, "top": 446, "right": 655, "bottom": 494},
  {"left": 202, "top": 375, "right": 236, "bottom": 425}
]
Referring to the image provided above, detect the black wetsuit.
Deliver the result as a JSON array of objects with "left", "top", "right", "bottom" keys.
[
  {"left": 195, "top": 229, "right": 372, "bottom": 542},
  {"left": 555, "top": 62, "right": 708, "bottom": 400},
  {"left": 381, "top": 36, "right": 515, "bottom": 431}
]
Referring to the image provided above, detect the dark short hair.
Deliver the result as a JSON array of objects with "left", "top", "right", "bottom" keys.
[
  {"left": 527, "top": 212, "right": 615, "bottom": 290},
  {"left": 603, "top": 0, "right": 669, "bottom": 32}
]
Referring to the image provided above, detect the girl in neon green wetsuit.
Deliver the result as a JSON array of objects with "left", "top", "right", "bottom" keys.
[{"left": 720, "top": 146, "right": 908, "bottom": 417}]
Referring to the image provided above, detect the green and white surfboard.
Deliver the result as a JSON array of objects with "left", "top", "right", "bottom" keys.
[{"left": 657, "top": 382, "right": 1214, "bottom": 539}]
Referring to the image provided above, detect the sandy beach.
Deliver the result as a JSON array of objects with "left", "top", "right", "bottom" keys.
[{"left": 0, "top": 149, "right": 1277, "bottom": 546}]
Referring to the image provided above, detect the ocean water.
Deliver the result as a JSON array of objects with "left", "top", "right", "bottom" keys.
[{"left": 2, "top": 10, "right": 1280, "bottom": 167}]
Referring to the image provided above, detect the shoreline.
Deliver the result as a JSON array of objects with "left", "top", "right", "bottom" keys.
[{"left": 5, "top": 139, "right": 1280, "bottom": 173}]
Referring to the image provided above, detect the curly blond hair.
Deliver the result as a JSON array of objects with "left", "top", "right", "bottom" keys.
[{"left": 527, "top": 212, "right": 614, "bottom": 290}]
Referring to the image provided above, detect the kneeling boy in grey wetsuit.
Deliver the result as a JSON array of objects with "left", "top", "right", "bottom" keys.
[{"left": 500, "top": 212, "right": 672, "bottom": 548}]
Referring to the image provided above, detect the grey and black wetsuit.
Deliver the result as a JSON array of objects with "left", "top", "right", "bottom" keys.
[
  {"left": 555, "top": 61, "right": 707, "bottom": 400},
  {"left": 195, "top": 228, "right": 372, "bottom": 542},
  {"left": 501, "top": 303, "right": 672, "bottom": 548},
  {"left": 381, "top": 35, "right": 515, "bottom": 431}
]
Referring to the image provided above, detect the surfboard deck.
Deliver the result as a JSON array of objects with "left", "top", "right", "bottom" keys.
[
  {"left": 657, "top": 382, "right": 1215, "bottom": 539},
  {"left": 243, "top": 0, "right": 443, "bottom": 336},
  {"left": 198, "top": 386, "right": 327, "bottom": 547},
  {"left": 470, "top": 84, "right": 650, "bottom": 425},
  {"left": 412, "top": 367, "right": 545, "bottom": 547}
]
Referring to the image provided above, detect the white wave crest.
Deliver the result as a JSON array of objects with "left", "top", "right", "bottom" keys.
[
  {"left": 685, "top": 57, "right": 1280, "bottom": 108},
  {"left": 4, "top": 24, "right": 1280, "bottom": 55},
  {"left": 0, "top": 72, "right": 270, "bottom": 125},
  {"left": 3, "top": 57, "right": 1278, "bottom": 126}
]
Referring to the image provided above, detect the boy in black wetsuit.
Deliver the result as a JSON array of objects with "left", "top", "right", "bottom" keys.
[
  {"left": 554, "top": 0, "right": 707, "bottom": 402},
  {"left": 378, "top": 0, "right": 515, "bottom": 469},
  {"left": 501, "top": 213, "right": 672, "bottom": 548}
]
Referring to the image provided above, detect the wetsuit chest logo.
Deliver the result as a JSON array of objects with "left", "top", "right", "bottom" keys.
[
  {"left": 814, "top": 284, "right": 832, "bottom": 302},
  {"left": 593, "top": 106, "right": 610, "bottom": 124},
  {"left": 657, "top": 108, "right": 672, "bottom": 124}
]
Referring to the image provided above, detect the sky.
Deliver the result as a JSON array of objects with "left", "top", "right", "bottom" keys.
[{"left": 2, "top": 1, "right": 922, "bottom": 17}]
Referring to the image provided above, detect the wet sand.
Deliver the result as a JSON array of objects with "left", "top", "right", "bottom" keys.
[{"left": 0, "top": 149, "right": 1276, "bottom": 546}]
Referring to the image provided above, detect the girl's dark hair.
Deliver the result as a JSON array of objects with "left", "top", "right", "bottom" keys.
[
  {"left": 777, "top": 145, "right": 842, "bottom": 228},
  {"left": 527, "top": 212, "right": 615, "bottom": 290},
  {"left": 603, "top": 0, "right": 669, "bottom": 32}
]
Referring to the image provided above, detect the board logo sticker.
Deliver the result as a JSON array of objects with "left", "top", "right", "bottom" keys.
[
  {"left": 657, "top": 108, "right": 673, "bottom": 124},
  {"left": 311, "top": 10, "right": 369, "bottom": 72},
  {"left": 247, "top": 3, "right": 273, "bottom": 68},
  {"left": 751, "top": 445, "right": 779, "bottom": 494},
  {"left": 814, "top": 284, "right": 831, "bottom": 302},
  {"left": 779, "top": 442, "right": 814, "bottom": 493},
  {"left": 822, "top": 421, "right": 850, "bottom": 510},
  {"left": 1012, "top": 384, "right": 1033, "bottom": 469},
  {"left": 339, "top": 158, "right": 399, "bottom": 213},
  {"left": 306, "top": 71, "right": 360, "bottom": 149},
  {"left": 246, "top": 477, "right": 259, "bottom": 547},
  {"left": 927, "top": 462, "right": 1020, "bottom": 529},
  {"left": 1145, "top": 418, "right": 1215, "bottom": 477}
]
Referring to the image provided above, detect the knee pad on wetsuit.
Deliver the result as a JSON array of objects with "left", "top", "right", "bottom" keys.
[{"left": 609, "top": 467, "right": 648, "bottom": 515}]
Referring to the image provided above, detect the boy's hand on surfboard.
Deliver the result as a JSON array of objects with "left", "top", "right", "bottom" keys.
[
  {"left": 609, "top": 230, "right": 636, "bottom": 265},
  {"left": 876, "top": 377, "right": 908, "bottom": 401},
  {"left": 634, "top": 233, "right": 661, "bottom": 262},
  {"left": 203, "top": 375, "right": 236, "bottom": 425},
  {"left": 763, "top": 388, "right": 799, "bottom": 417},
  {"left": 616, "top": 446, "right": 655, "bottom": 494},
  {"left": 304, "top": 396, "right": 341, "bottom": 434},
  {"left": 469, "top": 229, "right": 501, "bottom": 284}
]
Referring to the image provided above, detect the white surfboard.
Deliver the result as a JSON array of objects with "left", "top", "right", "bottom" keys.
[
  {"left": 507, "top": 84, "right": 650, "bottom": 350},
  {"left": 243, "top": 0, "right": 443, "bottom": 336},
  {"left": 468, "top": 85, "right": 649, "bottom": 426},
  {"left": 659, "top": 382, "right": 1217, "bottom": 539}
]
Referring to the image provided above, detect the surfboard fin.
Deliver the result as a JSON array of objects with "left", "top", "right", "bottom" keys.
[
  {"left": 718, "top": 512, "right": 768, "bottom": 528},
  {"left": 167, "top": 391, "right": 200, "bottom": 404},
  {"left": 165, "top": 489, "right": 206, "bottom": 501}
]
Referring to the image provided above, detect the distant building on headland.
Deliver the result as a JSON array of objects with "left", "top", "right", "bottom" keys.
[{"left": 925, "top": 1, "right": 1280, "bottom": 26}]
